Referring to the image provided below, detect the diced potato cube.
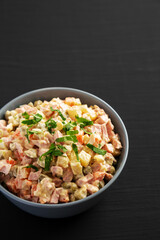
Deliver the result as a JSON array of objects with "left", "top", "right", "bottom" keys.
[
  {"left": 74, "top": 185, "right": 87, "bottom": 200},
  {"left": 55, "top": 120, "right": 63, "bottom": 131},
  {"left": 79, "top": 150, "right": 91, "bottom": 167},
  {"left": 0, "top": 130, "right": 3, "bottom": 138},
  {"left": 88, "top": 108, "right": 97, "bottom": 121},
  {"left": 6, "top": 123, "right": 13, "bottom": 132},
  {"left": 37, "top": 158, "right": 45, "bottom": 168},
  {"left": 83, "top": 146, "right": 95, "bottom": 158},
  {"left": 93, "top": 154, "right": 105, "bottom": 163},
  {"left": 34, "top": 100, "right": 43, "bottom": 107},
  {"left": 63, "top": 144, "right": 72, "bottom": 154},
  {"left": 24, "top": 148, "right": 37, "bottom": 158},
  {"left": 80, "top": 105, "right": 88, "bottom": 113},
  {"left": 83, "top": 134, "right": 90, "bottom": 144},
  {"left": 70, "top": 162, "right": 82, "bottom": 175},
  {"left": 0, "top": 150, "right": 12, "bottom": 159},
  {"left": 0, "top": 140, "right": 6, "bottom": 150},
  {"left": 67, "top": 106, "right": 82, "bottom": 120},
  {"left": 64, "top": 97, "right": 81, "bottom": 106},
  {"left": 82, "top": 113, "right": 91, "bottom": 121},
  {"left": 68, "top": 150, "right": 77, "bottom": 163},
  {"left": 56, "top": 155, "right": 69, "bottom": 168}
]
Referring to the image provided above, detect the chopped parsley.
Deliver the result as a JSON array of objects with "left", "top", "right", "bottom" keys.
[
  {"left": 86, "top": 143, "right": 107, "bottom": 155},
  {"left": 39, "top": 143, "right": 66, "bottom": 171},
  {"left": 75, "top": 115, "right": 93, "bottom": 135},
  {"left": 45, "top": 118, "right": 57, "bottom": 134},
  {"left": 22, "top": 113, "right": 43, "bottom": 126},
  {"left": 22, "top": 112, "right": 30, "bottom": 119},
  {"left": 82, "top": 128, "right": 92, "bottom": 135},
  {"left": 25, "top": 128, "right": 41, "bottom": 143},
  {"left": 66, "top": 130, "right": 79, "bottom": 135},
  {"left": 75, "top": 115, "right": 93, "bottom": 128},
  {"left": 63, "top": 121, "right": 77, "bottom": 133},
  {"left": 50, "top": 107, "right": 66, "bottom": 121},
  {"left": 56, "top": 135, "right": 78, "bottom": 143},
  {"left": 72, "top": 143, "right": 79, "bottom": 161},
  {"left": 57, "top": 145, "right": 67, "bottom": 152}
]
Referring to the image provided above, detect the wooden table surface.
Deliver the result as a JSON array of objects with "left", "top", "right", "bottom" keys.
[{"left": 0, "top": 1, "right": 160, "bottom": 239}]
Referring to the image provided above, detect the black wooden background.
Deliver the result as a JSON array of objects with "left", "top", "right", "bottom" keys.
[{"left": 0, "top": 1, "right": 160, "bottom": 239}]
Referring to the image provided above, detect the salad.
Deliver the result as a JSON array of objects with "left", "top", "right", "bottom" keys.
[{"left": 0, "top": 97, "right": 122, "bottom": 204}]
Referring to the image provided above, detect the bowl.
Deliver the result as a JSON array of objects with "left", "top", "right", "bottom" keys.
[{"left": 0, "top": 87, "right": 129, "bottom": 218}]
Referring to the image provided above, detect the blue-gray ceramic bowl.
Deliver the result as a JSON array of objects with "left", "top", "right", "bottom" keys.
[{"left": 0, "top": 87, "right": 129, "bottom": 218}]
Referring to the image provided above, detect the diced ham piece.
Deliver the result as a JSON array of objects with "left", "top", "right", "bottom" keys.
[
  {"left": 21, "top": 155, "right": 32, "bottom": 165},
  {"left": 91, "top": 162, "right": 101, "bottom": 173},
  {"left": 38, "top": 148, "right": 49, "bottom": 157},
  {"left": 106, "top": 119, "right": 115, "bottom": 140},
  {"left": 93, "top": 171, "right": 105, "bottom": 181},
  {"left": 52, "top": 177, "right": 62, "bottom": 187},
  {"left": 19, "top": 189, "right": 31, "bottom": 200},
  {"left": 15, "top": 178, "right": 32, "bottom": 190},
  {"left": 23, "top": 138, "right": 35, "bottom": 150},
  {"left": 10, "top": 142, "right": 23, "bottom": 154},
  {"left": 5, "top": 177, "right": 18, "bottom": 193},
  {"left": 1, "top": 136, "right": 13, "bottom": 148},
  {"left": 103, "top": 143, "right": 115, "bottom": 154},
  {"left": 63, "top": 167, "right": 73, "bottom": 182},
  {"left": 50, "top": 166, "right": 63, "bottom": 177},
  {"left": 101, "top": 124, "right": 110, "bottom": 142},
  {"left": 0, "top": 120, "right": 9, "bottom": 136},
  {"left": 16, "top": 104, "right": 37, "bottom": 114},
  {"left": 76, "top": 173, "right": 93, "bottom": 187},
  {"left": 112, "top": 134, "right": 122, "bottom": 149},
  {"left": 95, "top": 114, "right": 109, "bottom": 124},
  {"left": 16, "top": 167, "right": 30, "bottom": 179},
  {"left": 28, "top": 169, "right": 41, "bottom": 181},
  {"left": 105, "top": 172, "right": 113, "bottom": 181},
  {"left": 50, "top": 188, "right": 62, "bottom": 204},
  {"left": 93, "top": 105, "right": 105, "bottom": 116},
  {"left": 0, "top": 160, "right": 11, "bottom": 175},
  {"left": 31, "top": 183, "right": 37, "bottom": 197},
  {"left": 91, "top": 124, "right": 102, "bottom": 135}
]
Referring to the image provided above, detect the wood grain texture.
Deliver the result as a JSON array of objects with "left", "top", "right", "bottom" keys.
[{"left": 0, "top": 0, "right": 160, "bottom": 239}]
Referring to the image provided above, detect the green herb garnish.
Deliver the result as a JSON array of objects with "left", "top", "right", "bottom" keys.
[
  {"left": 66, "top": 130, "right": 79, "bottom": 135},
  {"left": 25, "top": 128, "right": 41, "bottom": 143},
  {"left": 82, "top": 128, "right": 92, "bottom": 135},
  {"left": 72, "top": 143, "right": 79, "bottom": 161},
  {"left": 57, "top": 145, "right": 67, "bottom": 152},
  {"left": 56, "top": 135, "right": 78, "bottom": 143},
  {"left": 86, "top": 143, "right": 107, "bottom": 155},
  {"left": 45, "top": 118, "right": 57, "bottom": 134},
  {"left": 75, "top": 115, "right": 93, "bottom": 128},
  {"left": 39, "top": 143, "right": 64, "bottom": 171},
  {"left": 63, "top": 121, "right": 77, "bottom": 132},
  {"left": 22, "top": 112, "right": 30, "bottom": 119},
  {"left": 50, "top": 107, "right": 66, "bottom": 121},
  {"left": 22, "top": 113, "right": 43, "bottom": 126},
  {"left": 23, "top": 164, "right": 39, "bottom": 171}
]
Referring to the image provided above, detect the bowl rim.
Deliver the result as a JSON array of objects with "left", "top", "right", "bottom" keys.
[{"left": 0, "top": 87, "right": 129, "bottom": 208}]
